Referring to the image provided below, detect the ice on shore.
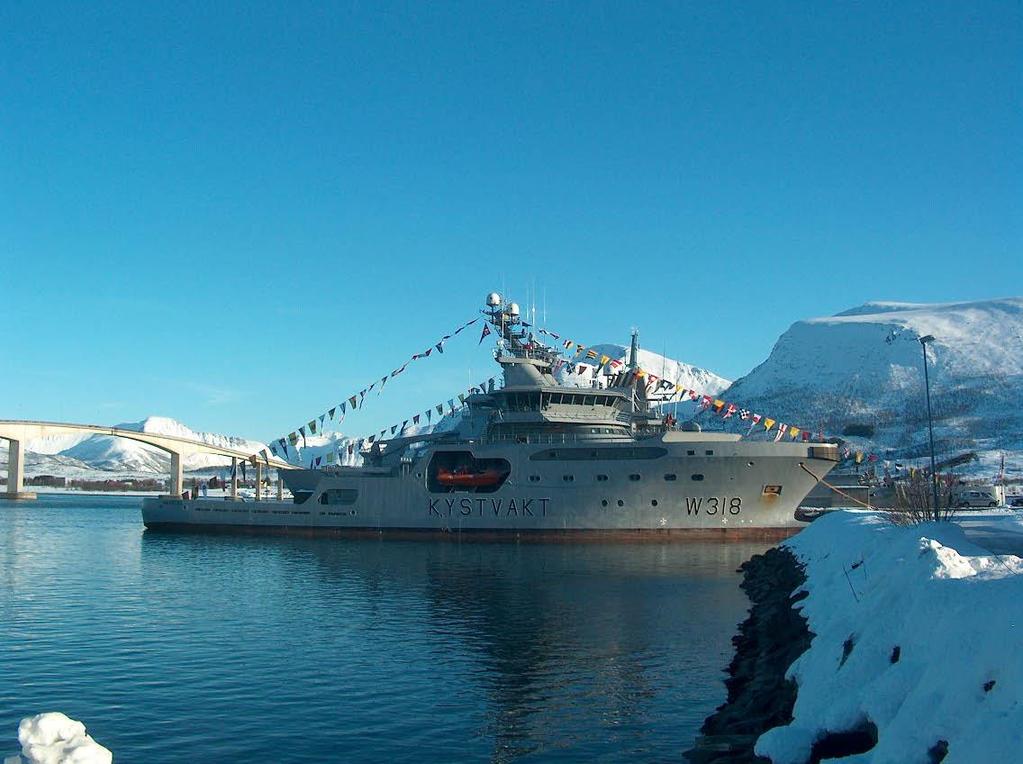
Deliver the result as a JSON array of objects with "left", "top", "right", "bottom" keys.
[
  {"left": 756, "top": 510, "right": 1023, "bottom": 762},
  {"left": 9, "top": 713, "right": 111, "bottom": 764}
]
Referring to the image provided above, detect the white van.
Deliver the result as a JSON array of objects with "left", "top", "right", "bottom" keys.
[{"left": 955, "top": 487, "right": 1002, "bottom": 508}]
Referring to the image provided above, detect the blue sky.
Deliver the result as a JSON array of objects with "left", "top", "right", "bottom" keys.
[{"left": 2, "top": 1, "right": 1019, "bottom": 442}]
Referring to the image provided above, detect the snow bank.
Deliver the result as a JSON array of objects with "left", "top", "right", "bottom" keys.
[
  {"left": 11, "top": 713, "right": 111, "bottom": 764},
  {"left": 756, "top": 511, "right": 1023, "bottom": 762}
]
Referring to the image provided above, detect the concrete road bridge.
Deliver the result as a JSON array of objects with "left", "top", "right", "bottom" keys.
[{"left": 0, "top": 420, "right": 294, "bottom": 500}]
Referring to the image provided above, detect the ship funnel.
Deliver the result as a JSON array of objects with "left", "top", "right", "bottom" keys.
[{"left": 486, "top": 292, "right": 501, "bottom": 307}]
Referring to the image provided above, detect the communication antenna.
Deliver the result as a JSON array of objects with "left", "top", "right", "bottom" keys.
[{"left": 530, "top": 277, "right": 537, "bottom": 328}]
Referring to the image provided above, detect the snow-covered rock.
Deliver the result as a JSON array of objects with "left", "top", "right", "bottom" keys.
[
  {"left": 756, "top": 511, "right": 1023, "bottom": 762},
  {"left": 723, "top": 297, "right": 1023, "bottom": 474},
  {"left": 14, "top": 713, "right": 111, "bottom": 764}
]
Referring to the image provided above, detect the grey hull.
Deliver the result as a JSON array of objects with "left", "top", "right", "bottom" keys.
[{"left": 142, "top": 438, "right": 835, "bottom": 539}]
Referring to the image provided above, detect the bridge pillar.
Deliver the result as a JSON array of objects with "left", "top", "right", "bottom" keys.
[
  {"left": 254, "top": 462, "right": 263, "bottom": 502},
  {"left": 230, "top": 457, "right": 238, "bottom": 499},
  {"left": 166, "top": 452, "right": 183, "bottom": 498},
  {"left": 3, "top": 438, "right": 36, "bottom": 500}
]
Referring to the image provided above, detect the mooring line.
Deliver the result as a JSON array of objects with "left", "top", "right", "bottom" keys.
[{"left": 799, "top": 462, "right": 873, "bottom": 510}]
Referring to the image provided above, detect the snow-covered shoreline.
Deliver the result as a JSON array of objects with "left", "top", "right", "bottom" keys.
[{"left": 754, "top": 511, "right": 1023, "bottom": 762}]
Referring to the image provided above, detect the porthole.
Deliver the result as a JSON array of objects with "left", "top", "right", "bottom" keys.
[
  {"left": 529, "top": 475, "right": 541, "bottom": 482},
  {"left": 596, "top": 474, "right": 609, "bottom": 482},
  {"left": 601, "top": 500, "right": 608, "bottom": 507},
  {"left": 617, "top": 499, "right": 624, "bottom": 507},
  {"left": 651, "top": 499, "right": 658, "bottom": 507},
  {"left": 629, "top": 474, "right": 641, "bottom": 481},
  {"left": 705, "top": 450, "right": 714, "bottom": 456},
  {"left": 664, "top": 474, "right": 677, "bottom": 481},
  {"left": 691, "top": 474, "right": 705, "bottom": 481},
  {"left": 747, "top": 461, "right": 755, "bottom": 467},
  {"left": 563, "top": 475, "right": 574, "bottom": 482},
  {"left": 687, "top": 450, "right": 696, "bottom": 456}
]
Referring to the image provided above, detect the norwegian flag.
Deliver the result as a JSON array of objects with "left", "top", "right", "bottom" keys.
[
  {"left": 739, "top": 409, "right": 750, "bottom": 420},
  {"left": 722, "top": 403, "right": 737, "bottom": 419},
  {"left": 689, "top": 390, "right": 699, "bottom": 401},
  {"left": 700, "top": 395, "right": 713, "bottom": 409}
]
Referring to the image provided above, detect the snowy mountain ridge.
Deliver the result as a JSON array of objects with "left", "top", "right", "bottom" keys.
[
  {"left": 1, "top": 416, "right": 271, "bottom": 478},
  {"left": 723, "top": 296, "right": 1023, "bottom": 474},
  {"left": 558, "top": 343, "right": 730, "bottom": 394}
]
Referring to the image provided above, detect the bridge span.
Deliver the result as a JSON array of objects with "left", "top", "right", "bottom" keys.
[{"left": 0, "top": 420, "right": 295, "bottom": 500}]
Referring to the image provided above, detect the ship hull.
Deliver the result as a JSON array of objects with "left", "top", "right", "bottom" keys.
[{"left": 142, "top": 440, "right": 836, "bottom": 540}]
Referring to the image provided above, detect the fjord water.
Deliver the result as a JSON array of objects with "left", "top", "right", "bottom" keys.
[{"left": 0, "top": 495, "right": 768, "bottom": 762}]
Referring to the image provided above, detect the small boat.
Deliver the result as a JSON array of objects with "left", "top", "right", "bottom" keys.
[{"left": 436, "top": 467, "right": 507, "bottom": 488}]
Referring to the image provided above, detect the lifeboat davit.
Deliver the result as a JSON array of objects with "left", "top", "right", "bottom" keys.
[{"left": 436, "top": 467, "right": 506, "bottom": 488}]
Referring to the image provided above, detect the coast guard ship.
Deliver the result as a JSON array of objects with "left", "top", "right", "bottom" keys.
[{"left": 142, "top": 293, "right": 838, "bottom": 539}]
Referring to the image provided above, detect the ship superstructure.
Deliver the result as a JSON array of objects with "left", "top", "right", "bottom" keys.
[{"left": 142, "top": 293, "right": 838, "bottom": 538}]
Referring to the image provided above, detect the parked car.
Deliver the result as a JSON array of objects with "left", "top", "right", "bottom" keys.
[
  {"left": 1009, "top": 496, "right": 1023, "bottom": 508},
  {"left": 955, "top": 489, "right": 1000, "bottom": 508}
]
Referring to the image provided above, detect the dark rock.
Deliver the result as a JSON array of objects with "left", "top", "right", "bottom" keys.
[
  {"left": 928, "top": 738, "right": 949, "bottom": 763},
  {"left": 808, "top": 719, "right": 878, "bottom": 762},
  {"left": 684, "top": 546, "right": 812, "bottom": 763}
]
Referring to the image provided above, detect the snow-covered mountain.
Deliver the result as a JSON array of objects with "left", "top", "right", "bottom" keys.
[
  {"left": 557, "top": 343, "right": 730, "bottom": 394},
  {"left": 723, "top": 297, "right": 1023, "bottom": 474},
  {"left": 1, "top": 416, "right": 271, "bottom": 478}
]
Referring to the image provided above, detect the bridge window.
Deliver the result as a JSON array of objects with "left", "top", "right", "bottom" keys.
[
  {"left": 687, "top": 450, "right": 696, "bottom": 456},
  {"left": 596, "top": 474, "right": 609, "bottom": 481},
  {"left": 529, "top": 475, "right": 541, "bottom": 482},
  {"left": 691, "top": 474, "right": 705, "bottom": 481},
  {"left": 664, "top": 474, "right": 677, "bottom": 481},
  {"left": 563, "top": 475, "right": 574, "bottom": 482},
  {"left": 629, "top": 474, "right": 641, "bottom": 481},
  {"left": 705, "top": 450, "right": 714, "bottom": 456}
]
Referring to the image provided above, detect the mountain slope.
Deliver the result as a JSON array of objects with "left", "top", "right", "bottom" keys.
[
  {"left": 723, "top": 297, "right": 1023, "bottom": 472},
  {"left": 1, "top": 416, "right": 271, "bottom": 476},
  {"left": 557, "top": 343, "right": 730, "bottom": 394}
]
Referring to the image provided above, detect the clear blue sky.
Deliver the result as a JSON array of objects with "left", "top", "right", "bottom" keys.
[{"left": 2, "top": 1, "right": 1019, "bottom": 442}]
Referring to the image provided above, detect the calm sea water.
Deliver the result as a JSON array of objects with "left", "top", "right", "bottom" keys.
[{"left": 0, "top": 494, "right": 768, "bottom": 763}]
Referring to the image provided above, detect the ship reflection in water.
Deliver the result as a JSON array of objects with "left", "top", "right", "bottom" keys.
[
  {"left": 0, "top": 496, "right": 769, "bottom": 763},
  {"left": 139, "top": 530, "right": 768, "bottom": 762}
]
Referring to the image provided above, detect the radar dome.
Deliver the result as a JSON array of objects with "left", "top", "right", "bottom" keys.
[
  {"left": 508, "top": 302, "right": 520, "bottom": 316},
  {"left": 486, "top": 292, "right": 501, "bottom": 307}
]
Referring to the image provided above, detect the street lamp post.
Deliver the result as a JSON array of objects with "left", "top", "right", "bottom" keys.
[{"left": 920, "top": 335, "right": 940, "bottom": 520}]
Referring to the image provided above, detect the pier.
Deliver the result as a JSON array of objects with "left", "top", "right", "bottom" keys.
[{"left": 0, "top": 420, "right": 294, "bottom": 500}]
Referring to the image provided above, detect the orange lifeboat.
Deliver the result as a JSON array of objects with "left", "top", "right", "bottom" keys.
[{"left": 436, "top": 467, "right": 506, "bottom": 488}]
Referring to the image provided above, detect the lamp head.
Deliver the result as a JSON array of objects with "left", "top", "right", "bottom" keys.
[{"left": 920, "top": 335, "right": 935, "bottom": 345}]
